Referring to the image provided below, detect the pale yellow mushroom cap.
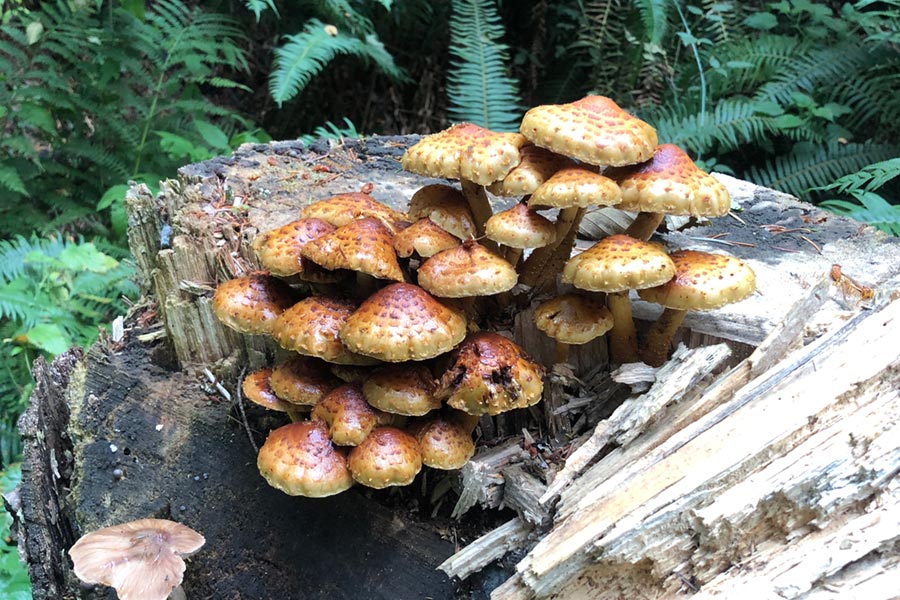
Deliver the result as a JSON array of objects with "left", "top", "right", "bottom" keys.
[
  {"left": 486, "top": 144, "right": 573, "bottom": 196},
  {"left": 638, "top": 250, "right": 756, "bottom": 310},
  {"left": 561, "top": 234, "right": 675, "bottom": 293},
  {"left": 485, "top": 203, "right": 557, "bottom": 249},
  {"left": 393, "top": 218, "right": 461, "bottom": 258},
  {"left": 417, "top": 240, "right": 517, "bottom": 298},
  {"left": 407, "top": 184, "right": 477, "bottom": 240},
  {"left": 534, "top": 294, "right": 614, "bottom": 345},
  {"left": 528, "top": 167, "right": 622, "bottom": 209}
]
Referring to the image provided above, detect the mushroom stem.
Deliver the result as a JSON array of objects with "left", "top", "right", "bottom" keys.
[
  {"left": 606, "top": 291, "right": 640, "bottom": 364},
  {"left": 505, "top": 246, "right": 523, "bottom": 268},
  {"left": 520, "top": 207, "right": 586, "bottom": 291},
  {"left": 553, "top": 340, "right": 571, "bottom": 365},
  {"left": 286, "top": 409, "right": 303, "bottom": 423},
  {"left": 625, "top": 211, "right": 665, "bottom": 241},
  {"left": 459, "top": 179, "right": 494, "bottom": 239},
  {"left": 170, "top": 585, "right": 187, "bottom": 600},
  {"left": 355, "top": 272, "right": 379, "bottom": 299},
  {"left": 641, "top": 307, "right": 687, "bottom": 367}
]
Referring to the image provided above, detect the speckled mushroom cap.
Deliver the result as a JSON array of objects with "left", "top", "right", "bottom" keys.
[
  {"left": 407, "top": 184, "right": 477, "bottom": 240},
  {"left": 436, "top": 332, "right": 545, "bottom": 416},
  {"left": 520, "top": 96, "right": 658, "bottom": 167},
  {"left": 608, "top": 144, "right": 731, "bottom": 217},
  {"left": 211, "top": 274, "right": 295, "bottom": 335},
  {"left": 272, "top": 295, "right": 379, "bottom": 365},
  {"left": 269, "top": 356, "right": 340, "bottom": 407},
  {"left": 257, "top": 420, "right": 354, "bottom": 497},
  {"left": 410, "top": 416, "right": 475, "bottom": 470},
  {"left": 485, "top": 203, "right": 557, "bottom": 249},
  {"left": 401, "top": 123, "right": 529, "bottom": 186},
  {"left": 300, "top": 192, "right": 408, "bottom": 232},
  {"left": 340, "top": 283, "right": 467, "bottom": 362},
  {"left": 347, "top": 426, "right": 423, "bottom": 488},
  {"left": 243, "top": 368, "right": 294, "bottom": 412},
  {"left": 638, "top": 250, "right": 756, "bottom": 310},
  {"left": 393, "top": 218, "right": 461, "bottom": 258},
  {"left": 417, "top": 240, "right": 517, "bottom": 298},
  {"left": 311, "top": 383, "right": 390, "bottom": 446},
  {"left": 486, "top": 144, "right": 573, "bottom": 197},
  {"left": 251, "top": 218, "right": 343, "bottom": 281},
  {"left": 534, "top": 294, "right": 614, "bottom": 345},
  {"left": 362, "top": 364, "right": 439, "bottom": 416},
  {"left": 528, "top": 167, "right": 623, "bottom": 209},
  {"left": 300, "top": 217, "right": 405, "bottom": 282},
  {"left": 561, "top": 234, "right": 675, "bottom": 293}
]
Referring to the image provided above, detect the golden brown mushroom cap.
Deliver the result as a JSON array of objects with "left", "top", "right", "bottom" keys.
[
  {"left": 533, "top": 294, "right": 614, "bottom": 345},
  {"left": 486, "top": 144, "right": 573, "bottom": 197},
  {"left": 407, "top": 184, "right": 477, "bottom": 240},
  {"left": 340, "top": 283, "right": 467, "bottom": 362},
  {"left": 528, "top": 167, "right": 622, "bottom": 209},
  {"left": 417, "top": 240, "right": 517, "bottom": 298},
  {"left": 211, "top": 275, "right": 295, "bottom": 335},
  {"left": 257, "top": 420, "right": 354, "bottom": 497},
  {"left": 411, "top": 416, "right": 475, "bottom": 470},
  {"left": 312, "top": 383, "right": 389, "bottom": 446},
  {"left": 520, "top": 95, "right": 658, "bottom": 167},
  {"left": 362, "top": 364, "right": 440, "bottom": 416},
  {"left": 561, "top": 234, "right": 675, "bottom": 293},
  {"left": 401, "top": 123, "right": 528, "bottom": 185},
  {"left": 347, "top": 426, "right": 423, "bottom": 488},
  {"left": 68, "top": 519, "right": 205, "bottom": 600},
  {"left": 436, "top": 332, "right": 545, "bottom": 416},
  {"left": 243, "top": 368, "right": 294, "bottom": 412},
  {"left": 485, "top": 203, "right": 557, "bottom": 249},
  {"left": 301, "top": 217, "right": 405, "bottom": 282},
  {"left": 251, "top": 217, "right": 341, "bottom": 281},
  {"left": 269, "top": 356, "right": 340, "bottom": 406},
  {"left": 300, "top": 192, "right": 407, "bottom": 232},
  {"left": 638, "top": 250, "right": 756, "bottom": 310},
  {"left": 393, "top": 218, "right": 461, "bottom": 258}
]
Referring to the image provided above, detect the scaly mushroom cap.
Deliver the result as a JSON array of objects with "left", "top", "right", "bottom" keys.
[
  {"left": 211, "top": 274, "right": 295, "bottom": 335},
  {"left": 520, "top": 95, "right": 658, "bottom": 167},
  {"left": 407, "top": 184, "right": 477, "bottom": 240},
  {"left": 257, "top": 420, "right": 354, "bottom": 497},
  {"left": 562, "top": 234, "right": 675, "bottom": 293},
  {"left": 638, "top": 250, "right": 756, "bottom": 310},
  {"left": 269, "top": 356, "right": 340, "bottom": 406},
  {"left": 401, "top": 123, "right": 528, "bottom": 185},
  {"left": 487, "top": 144, "right": 573, "bottom": 196},
  {"left": 340, "top": 283, "right": 467, "bottom": 362},
  {"left": 362, "top": 364, "right": 440, "bottom": 416},
  {"left": 347, "top": 426, "right": 423, "bottom": 488},
  {"left": 534, "top": 294, "right": 614, "bottom": 345},
  {"left": 411, "top": 416, "right": 475, "bottom": 470},
  {"left": 393, "top": 218, "right": 461, "bottom": 258},
  {"left": 301, "top": 217, "right": 405, "bottom": 282},
  {"left": 243, "top": 368, "right": 294, "bottom": 412},
  {"left": 68, "top": 519, "right": 205, "bottom": 600},
  {"left": 485, "top": 203, "right": 557, "bottom": 249},
  {"left": 251, "top": 218, "right": 343, "bottom": 282},
  {"left": 312, "top": 383, "right": 390, "bottom": 446},
  {"left": 436, "top": 332, "right": 545, "bottom": 416},
  {"left": 273, "top": 295, "right": 379, "bottom": 365},
  {"left": 417, "top": 240, "right": 517, "bottom": 298},
  {"left": 528, "top": 167, "right": 623, "bottom": 209},
  {"left": 608, "top": 144, "right": 731, "bottom": 217},
  {"left": 300, "top": 192, "right": 407, "bottom": 232}
]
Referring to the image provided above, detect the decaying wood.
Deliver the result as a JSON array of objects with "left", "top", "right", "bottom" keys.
[
  {"left": 452, "top": 439, "right": 528, "bottom": 519},
  {"left": 500, "top": 465, "right": 550, "bottom": 527},
  {"left": 438, "top": 517, "right": 533, "bottom": 580}
]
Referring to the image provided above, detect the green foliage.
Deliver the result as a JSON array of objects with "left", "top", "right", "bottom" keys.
[
  {"left": 446, "top": 0, "right": 523, "bottom": 131},
  {"left": 818, "top": 158, "right": 900, "bottom": 236},
  {"left": 0, "top": 464, "right": 30, "bottom": 600},
  {"left": 298, "top": 118, "right": 361, "bottom": 144}
]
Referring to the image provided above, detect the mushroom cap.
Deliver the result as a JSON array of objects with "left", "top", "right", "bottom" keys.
[
  {"left": 68, "top": 518, "right": 205, "bottom": 600},
  {"left": 243, "top": 368, "right": 294, "bottom": 412},
  {"left": 312, "top": 383, "right": 389, "bottom": 446},
  {"left": 417, "top": 240, "right": 518, "bottom": 298},
  {"left": 211, "top": 274, "right": 295, "bottom": 335},
  {"left": 269, "top": 356, "right": 340, "bottom": 406},
  {"left": 520, "top": 95, "right": 658, "bottom": 167},
  {"left": 638, "top": 250, "right": 756, "bottom": 310},
  {"left": 401, "top": 123, "right": 529, "bottom": 185},
  {"left": 485, "top": 203, "right": 557, "bottom": 249},
  {"left": 410, "top": 416, "right": 475, "bottom": 470},
  {"left": 608, "top": 144, "right": 731, "bottom": 217},
  {"left": 273, "top": 295, "right": 379, "bottom": 365},
  {"left": 393, "top": 218, "right": 461, "bottom": 258},
  {"left": 362, "top": 364, "right": 440, "bottom": 416},
  {"left": 251, "top": 218, "right": 343, "bottom": 281},
  {"left": 486, "top": 144, "right": 573, "bottom": 197},
  {"left": 561, "top": 234, "right": 675, "bottom": 293},
  {"left": 340, "top": 283, "right": 467, "bottom": 362},
  {"left": 347, "top": 426, "right": 423, "bottom": 488},
  {"left": 330, "top": 364, "right": 375, "bottom": 383},
  {"left": 528, "top": 167, "right": 622, "bottom": 209},
  {"left": 533, "top": 294, "right": 614, "bottom": 345},
  {"left": 407, "top": 184, "right": 477, "bottom": 240},
  {"left": 257, "top": 420, "right": 354, "bottom": 497},
  {"left": 301, "top": 217, "right": 405, "bottom": 282},
  {"left": 436, "top": 332, "right": 545, "bottom": 416},
  {"left": 300, "top": 192, "right": 408, "bottom": 232}
]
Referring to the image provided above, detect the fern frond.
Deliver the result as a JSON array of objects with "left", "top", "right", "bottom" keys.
[
  {"left": 651, "top": 98, "right": 781, "bottom": 155},
  {"left": 706, "top": 34, "right": 804, "bottom": 97},
  {"left": 635, "top": 0, "right": 671, "bottom": 45},
  {"left": 446, "top": 0, "right": 522, "bottom": 132},
  {"left": 816, "top": 157, "right": 900, "bottom": 194},
  {"left": 0, "top": 166, "right": 27, "bottom": 196},
  {"left": 821, "top": 192, "right": 900, "bottom": 236}
]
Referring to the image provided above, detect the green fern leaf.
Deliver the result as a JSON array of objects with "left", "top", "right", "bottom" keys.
[
  {"left": 0, "top": 165, "right": 27, "bottom": 195},
  {"left": 651, "top": 98, "right": 781, "bottom": 155},
  {"left": 817, "top": 157, "right": 900, "bottom": 195},
  {"left": 635, "top": 0, "right": 670, "bottom": 45},
  {"left": 821, "top": 192, "right": 900, "bottom": 236}
]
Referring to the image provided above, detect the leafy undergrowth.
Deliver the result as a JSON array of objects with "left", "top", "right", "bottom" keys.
[{"left": 0, "top": 464, "right": 30, "bottom": 600}]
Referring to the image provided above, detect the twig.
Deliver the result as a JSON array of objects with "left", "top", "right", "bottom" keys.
[{"left": 233, "top": 367, "right": 258, "bottom": 453}]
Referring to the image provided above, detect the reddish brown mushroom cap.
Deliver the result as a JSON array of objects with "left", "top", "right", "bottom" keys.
[
  {"left": 407, "top": 184, "right": 477, "bottom": 240},
  {"left": 68, "top": 519, "right": 205, "bottom": 600},
  {"left": 251, "top": 217, "right": 341, "bottom": 281},
  {"left": 411, "top": 416, "right": 475, "bottom": 470},
  {"left": 393, "top": 218, "right": 461, "bottom": 258},
  {"left": 243, "top": 368, "right": 294, "bottom": 412},
  {"left": 528, "top": 167, "right": 623, "bottom": 210},
  {"left": 362, "top": 364, "right": 440, "bottom": 416},
  {"left": 301, "top": 217, "right": 405, "bottom": 282},
  {"left": 534, "top": 294, "right": 614, "bottom": 345},
  {"left": 312, "top": 383, "right": 389, "bottom": 446},
  {"left": 340, "top": 283, "right": 467, "bottom": 362},
  {"left": 638, "top": 250, "right": 756, "bottom": 310},
  {"left": 485, "top": 203, "right": 557, "bottom": 249},
  {"left": 520, "top": 95, "right": 658, "bottom": 167},
  {"left": 273, "top": 295, "right": 379, "bottom": 365},
  {"left": 211, "top": 274, "right": 295, "bottom": 335},
  {"left": 486, "top": 144, "right": 573, "bottom": 197},
  {"left": 258, "top": 420, "right": 354, "bottom": 497},
  {"left": 561, "top": 234, "right": 675, "bottom": 293},
  {"left": 417, "top": 240, "right": 518, "bottom": 298},
  {"left": 269, "top": 356, "right": 340, "bottom": 406},
  {"left": 347, "top": 426, "right": 423, "bottom": 488},
  {"left": 300, "top": 192, "right": 407, "bottom": 232}
]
